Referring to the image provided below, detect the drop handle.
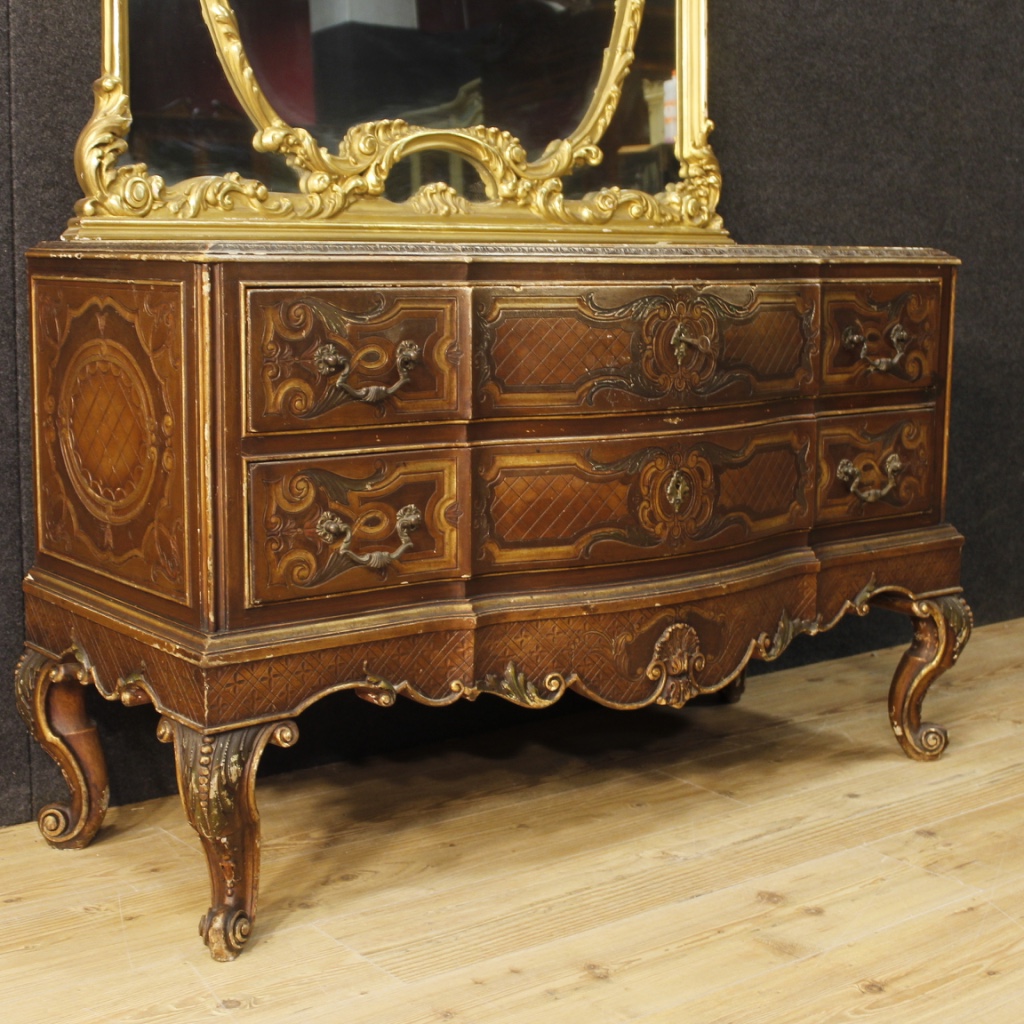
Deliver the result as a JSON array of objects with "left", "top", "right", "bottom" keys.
[
  {"left": 841, "top": 322, "right": 911, "bottom": 374},
  {"left": 315, "top": 504, "right": 422, "bottom": 573},
  {"left": 314, "top": 338, "right": 421, "bottom": 404},
  {"left": 836, "top": 453, "right": 903, "bottom": 503}
]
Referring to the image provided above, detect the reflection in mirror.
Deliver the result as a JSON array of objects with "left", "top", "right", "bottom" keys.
[
  {"left": 128, "top": 0, "right": 297, "bottom": 188},
  {"left": 129, "top": 0, "right": 678, "bottom": 198}
]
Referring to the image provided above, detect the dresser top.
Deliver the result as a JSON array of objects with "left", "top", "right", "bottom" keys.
[{"left": 31, "top": 239, "right": 958, "bottom": 266}]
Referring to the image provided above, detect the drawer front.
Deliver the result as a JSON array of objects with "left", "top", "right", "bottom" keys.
[
  {"left": 816, "top": 410, "right": 937, "bottom": 524},
  {"left": 822, "top": 281, "right": 942, "bottom": 393},
  {"left": 474, "top": 424, "right": 814, "bottom": 571},
  {"left": 246, "top": 288, "right": 467, "bottom": 434},
  {"left": 474, "top": 283, "right": 818, "bottom": 415},
  {"left": 248, "top": 451, "right": 467, "bottom": 604}
]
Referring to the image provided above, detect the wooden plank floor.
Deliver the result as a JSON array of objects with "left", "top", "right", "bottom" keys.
[{"left": 2, "top": 618, "right": 1023, "bottom": 1023}]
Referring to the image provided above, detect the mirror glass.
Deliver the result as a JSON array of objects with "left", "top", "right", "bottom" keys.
[{"left": 127, "top": 0, "right": 680, "bottom": 199}]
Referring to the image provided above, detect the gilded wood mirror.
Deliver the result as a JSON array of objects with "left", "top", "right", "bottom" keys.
[{"left": 71, "top": 0, "right": 727, "bottom": 241}]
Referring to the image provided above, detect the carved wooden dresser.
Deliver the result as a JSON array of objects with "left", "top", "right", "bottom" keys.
[{"left": 18, "top": 239, "right": 971, "bottom": 959}]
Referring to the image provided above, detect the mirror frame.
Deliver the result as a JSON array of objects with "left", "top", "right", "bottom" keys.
[{"left": 69, "top": 0, "right": 728, "bottom": 242}]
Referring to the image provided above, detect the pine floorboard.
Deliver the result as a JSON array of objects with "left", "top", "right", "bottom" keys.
[{"left": 1, "top": 617, "right": 1022, "bottom": 1023}]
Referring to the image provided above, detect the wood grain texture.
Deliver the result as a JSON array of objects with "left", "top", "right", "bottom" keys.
[
  {"left": 2, "top": 618, "right": 1021, "bottom": 1021},
  {"left": 19, "top": 244, "right": 969, "bottom": 957}
]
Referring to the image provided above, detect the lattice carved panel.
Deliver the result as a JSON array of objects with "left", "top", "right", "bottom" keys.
[
  {"left": 474, "top": 284, "right": 817, "bottom": 415},
  {"left": 475, "top": 426, "right": 813, "bottom": 570},
  {"left": 23, "top": 595, "right": 207, "bottom": 723}
]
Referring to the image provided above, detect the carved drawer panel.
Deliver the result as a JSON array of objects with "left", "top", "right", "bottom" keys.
[
  {"left": 474, "top": 423, "right": 814, "bottom": 571},
  {"left": 246, "top": 288, "right": 467, "bottom": 434},
  {"left": 822, "top": 281, "right": 941, "bottom": 393},
  {"left": 474, "top": 283, "right": 818, "bottom": 415},
  {"left": 248, "top": 451, "right": 468, "bottom": 605},
  {"left": 816, "top": 409, "right": 937, "bottom": 524}
]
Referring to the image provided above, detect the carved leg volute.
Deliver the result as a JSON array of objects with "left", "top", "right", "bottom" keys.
[
  {"left": 874, "top": 592, "right": 973, "bottom": 760},
  {"left": 14, "top": 646, "right": 111, "bottom": 849},
  {"left": 157, "top": 717, "right": 298, "bottom": 961}
]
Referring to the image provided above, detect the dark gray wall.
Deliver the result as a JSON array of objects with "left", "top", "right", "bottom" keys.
[
  {"left": 709, "top": 0, "right": 1024, "bottom": 631},
  {"left": 1, "top": 1, "right": 1022, "bottom": 826},
  {"left": 2, "top": 1, "right": 95, "bottom": 827}
]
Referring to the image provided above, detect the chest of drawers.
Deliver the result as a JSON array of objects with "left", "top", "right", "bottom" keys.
[{"left": 16, "top": 241, "right": 971, "bottom": 959}]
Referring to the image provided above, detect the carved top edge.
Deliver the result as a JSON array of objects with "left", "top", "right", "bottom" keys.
[{"left": 28, "top": 240, "right": 959, "bottom": 266}]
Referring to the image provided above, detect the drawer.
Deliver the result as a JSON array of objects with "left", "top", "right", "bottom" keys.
[
  {"left": 822, "top": 280, "right": 942, "bottom": 393},
  {"left": 474, "top": 283, "right": 818, "bottom": 415},
  {"left": 246, "top": 288, "right": 468, "bottom": 435},
  {"left": 474, "top": 423, "right": 814, "bottom": 571},
  {"left": 248, "top": 451, "right": 468, "bottom": 605},
  {"left": 816, "top": 409, "right": 937, "bottom": 524}
]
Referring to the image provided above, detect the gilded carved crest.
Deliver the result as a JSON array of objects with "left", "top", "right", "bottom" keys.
[{"left": 67, "top": 0, "right": 726, "bottom": 242}]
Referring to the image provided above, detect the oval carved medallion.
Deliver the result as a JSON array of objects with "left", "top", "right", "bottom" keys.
[{"left": 57, "top": 339, "right": 160, "bottom": 526}]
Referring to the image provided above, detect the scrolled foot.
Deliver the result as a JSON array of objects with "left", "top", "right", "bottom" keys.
[
  {"left": 874, "top": 591, "right": 972, "bottom": 761},
  {"left": 14, "top": 646, "right": 110, "bottom": 849},
  {"left": 159, "top": 717, "right": 298, "bottom": 960},
  {"left": 200, "top": 907, "right": 254, "bottom": 962}
]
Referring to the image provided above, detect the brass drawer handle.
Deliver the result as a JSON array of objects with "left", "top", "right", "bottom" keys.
[
  {"left": 836, "top": 453, "right": 903, "bottom": 503},
  {"left": 314, "top": 338, "right": 421, "bottom": 404},
  {"left": 841, "top": 322, "right": 910, "bottom": 374},
  {"left": 315, "top": 504, "right": 422, "bottom": 573}
]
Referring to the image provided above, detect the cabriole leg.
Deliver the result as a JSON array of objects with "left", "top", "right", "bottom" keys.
[
  {"left": 157, "top": 717, "right": 298, "bottom": 961},
  {"left": 14, "top": 646, "right": 110, "bottom": 849},
  {"left": 875, "top": 593, "right": 973, "bottom": 760},
  {"left": 717, "top": 669, "right": 747, "bottom": 704}
]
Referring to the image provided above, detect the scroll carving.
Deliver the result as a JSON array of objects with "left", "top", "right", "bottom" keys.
[
  {"left": 474, "top": 285, "right": 817, "bottom": 414},
  {"left": 14, "top": 642, "right": 154, "bottom": 850},
  {"left": 581, "top": 290, "right": 760, "bottom": 400},
  {"left": 821, "top": 416, "right": 929, "bottom": 518},
  {"left": 477, "top": 429, "right": 811, "bottom": 570},
  {"left": 254, "top": 293, "right": 458, "bottom": 428},
  {"left": 826, "top": 286, "right": 936, "bottom": 386},
  {"left": 257, "top": 458, "right": 459, "bottom": 599},
  {"left": 644, "top": 622, "right": 707, "bottom": 707},
  {"left": 70, "top": 0, "right": 726, "bottom": 240},
  {"left": 456, "top": 663, "right": 573, "bottom": 708}
]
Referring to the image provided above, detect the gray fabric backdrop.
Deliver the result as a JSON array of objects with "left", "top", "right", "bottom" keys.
[{"left": 2, "top": 1, "right": 1021, "bottom": 826}]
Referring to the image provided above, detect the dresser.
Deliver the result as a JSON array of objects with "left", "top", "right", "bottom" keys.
[{"left": 16, "top": 240, "right": 971, "bottom": 959}]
